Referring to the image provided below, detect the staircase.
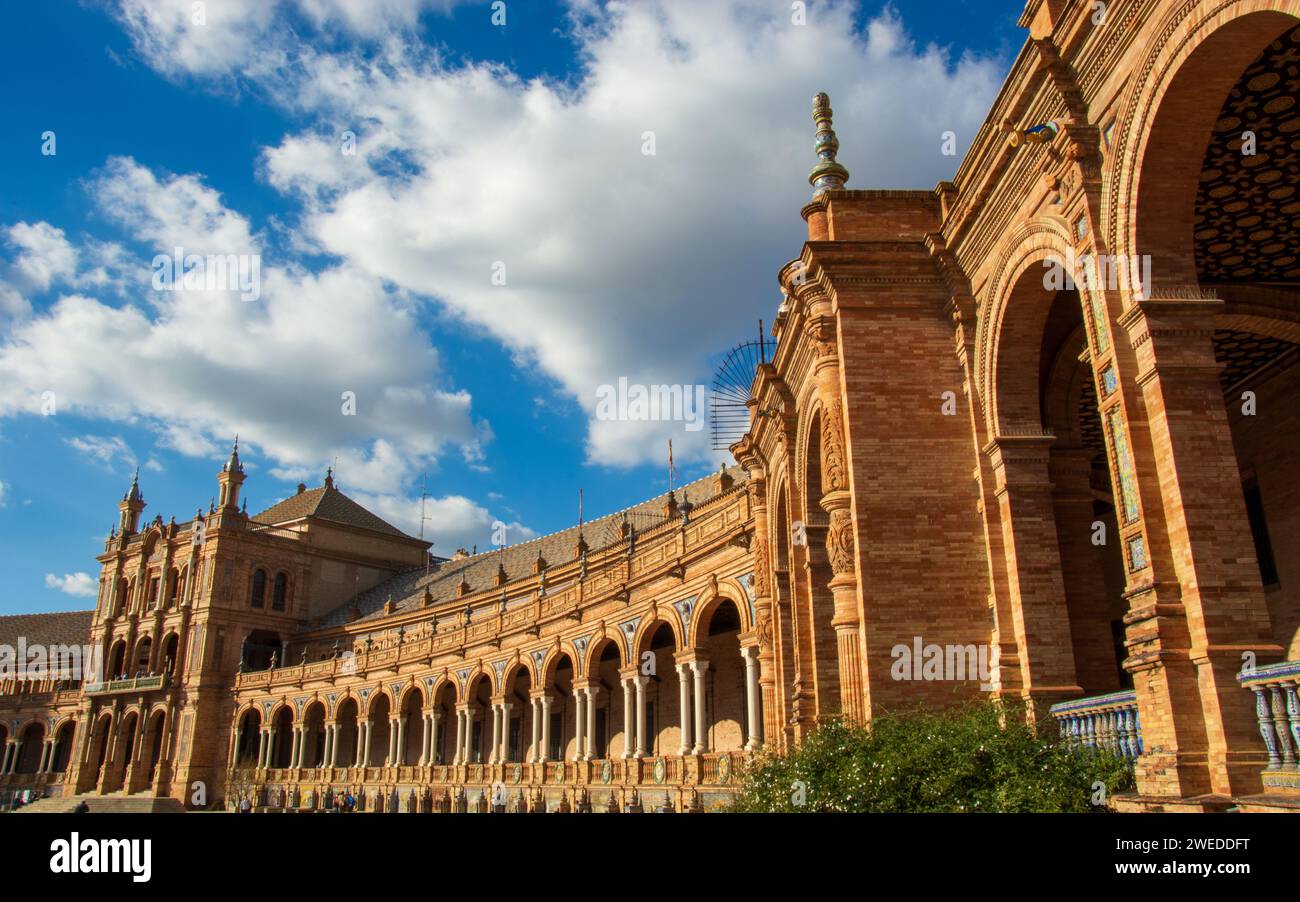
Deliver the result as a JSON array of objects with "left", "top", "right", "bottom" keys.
[{"left": 16, "top": 792, "right": 187, "bottom": 814}]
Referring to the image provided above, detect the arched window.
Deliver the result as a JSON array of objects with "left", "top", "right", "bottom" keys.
[
  {"left": 272, "top": 572, "right": 288, "bottom": 611},
  {"left": 251, "top": 569, "right": 267, "bottom": 609}
]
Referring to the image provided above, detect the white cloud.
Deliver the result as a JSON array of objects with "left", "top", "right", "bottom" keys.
[
  {"left": 66, "top": 435, "right": 137, "bottom": 471},
  {"left": 254, "top": 1, "right": 1001, "bottom": 466},
  {"left": 5, "top": 222, "right": 78, "bottom": 293},
  {"left": 348, "top": 489, "right": 536, "bottom": 553},
  {"left": 0, "top": 479, "right": 8, "bottom": 507},
  {"left": 45, "top": 572, "right": 98, "bottom": 597},
  {"left": 0, "top": 158, "right": 483, "bottom": 496}
]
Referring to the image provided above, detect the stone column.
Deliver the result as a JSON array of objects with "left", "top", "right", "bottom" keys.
[
  {"left": 322, "top": 724, "right": 333, "bottom": 768},
  {"left": 355, "top": 720, "right": 367, "bottom": 767},
  {"left": 463, "top": 707, "right": 474, "bottom": 763},
  {"left": 256, "top": 729, "right": 267, "bottom": 768},
  {"left": 1118, "top": 295, "right": 1282, "bottom": 796},
  {"left": 634, "top": 676, "right": 648, "bottom": 757},
  {"left": 501, "top": 701, "right": 513, "bottom": 763},
  {"left": 585, "top": 687, "right": 599, "bottom": 760},
  {"left": 452, "top": 709, "right": 465, "bottom": 765},
  {"left": 676, "top": 663, "right": 693, "bottom": 755},
  {"left": 528, "top": 698, "right": 540, "bottom": 762},
  {"left": 430, "top": 712, "right": 442, "bottom": 765},
  {"left": 985, "top": 434, "right": 1084, "bottom": 714},
  {"left": 540, "top": 695, "right": 553, "bottom": 762},
  {"left": 362, "top": 719, "right": 374, "bottom": 768},
  {"left": 621, "top": 678, "right": 635, "bottom": 759},
  {"left": 419, "top": 714, "right": 431, "bottom": 766},
  {"left": 573, "top": 690, "right": 586, "bottom": 761},
  {"left": 394, "top": 715, "right": 405, "bottom": 766},
  {"left": 691, "top": 659, "right": 709, "bottom": 754},
  {"left": 741, "top": 645, "right": 762, "bottom": 749},
  {"left": 488, "top": 704, "right": 500, "bottom": 764}
]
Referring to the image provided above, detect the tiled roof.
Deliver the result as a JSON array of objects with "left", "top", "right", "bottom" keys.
[
  {"left": 252, "top": 486, "right": 413, "bottom": 539},
  {"left": 0, "top": 610, "right": 95, "bottom": 649},
  {"left": 308, "top": 466, "right": 747, "bottom": 631}
]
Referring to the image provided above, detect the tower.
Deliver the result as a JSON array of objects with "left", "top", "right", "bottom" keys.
[
  {"left": 216, "top": 437, "right": 245, "bottom": 512},
  {"left": 117, "top": 469, "right": 145, "bottom": 535}
]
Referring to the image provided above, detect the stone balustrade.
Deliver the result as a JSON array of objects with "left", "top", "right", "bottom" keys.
[
  {"left": 1048, "top": 689, "right": 1142, "bottom": 762},
  {"left": 82, "top": 673, "right": 169, "bottom": 696},
  {"left": 1238, "top": 660, "right": 1300, "bottom": 792}
]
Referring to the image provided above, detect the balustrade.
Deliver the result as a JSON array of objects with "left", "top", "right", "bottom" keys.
[{"left": 1048, "top": 690, "right": 1142, "bottom": 761}]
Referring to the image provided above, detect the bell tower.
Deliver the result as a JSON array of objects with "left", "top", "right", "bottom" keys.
[
  {"left": 216, "top": 437, "right": 245, "bottom": 512},
  {"left": 117, "top": 469, "right": 145, "bottom": 535}
]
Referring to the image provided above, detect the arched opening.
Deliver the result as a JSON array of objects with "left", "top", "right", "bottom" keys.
[
  {"left": 51, "top": 721, "right": 75, "bottom": 773},
  {"left": 160, "top": 633, "right": 180, "bottom": 677},
  {"left": 366, "top": 694, "right": 391, "bottom": 766},
  {"left": 166, "top": 567, "right": 181, "bottom": 608},
  {"left": 433, "top": 682, "right": 457, "bottom": 765},
  {"left": 802, "top": 408, "right": 840, "bottom": 714},
  {"left": 642, "top": 623, "right": 684, "bottom": 756},
  {"left": 399, "top": 689, "right": 424, "bottom": 766},
  {"left": 545, "top": 654, "right": 575, "bottom": 762},
  {"left": 235, "top": 709, "right": 261, "bottom": 767},
  {"left": 467, "top": 675, "right": 491, "bottom": 764},
  {"left": 106, "top": 712, "right": 138, "bottom": 792},
  {"left": 89, "top": 714, "right": 113, "bottom": 784},
  {"left": 301, "top": 702, "right": 326, "bottom": 767},
  {"left": 112, "top": 580, "right": 129, "bottom": 617},
  {"left": 589, "top": 640, "right": 622, "bottom": 759},
  {"left": 15, "top": 722, "right": 45, "bottom": 773},
  {"left": 270, "top": 707, "right": 294, "bottom": 769},
  {"left": 250, "top": 568, "right": 267, "bottom": 609},
  {"left": 992, "top": 266, "right": 1128, "bottom": 696},
  {"left": 1133, "top": 14, "right": 1300, "bottom": 658},
  {"left": 502, "top": 666, "right": 533, "bottom": 763},
  {"left": 143, "top": 710, "right": 166, "bottom": 783},
  {"left": 131, "top": 636, "right": 152, "bottom": 677},
  {"left": 333, "top": 699, "right": 358, "bottom": 768},
  {"left": 107, "top": 640, "right": 127, "bottom": 680},
  {"left": 700, "top": 599, "right": 747, "bottom": 752},
  {"left": 272, "top": 572, "right": 289, "bottom": 611}
]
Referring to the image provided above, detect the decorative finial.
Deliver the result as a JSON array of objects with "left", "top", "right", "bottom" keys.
[
  {"left": 809, "top": 92, "right": 849, "bottom": 195},
  {"left": 324, "top": 466, "right": 334, "bottom": 489}
]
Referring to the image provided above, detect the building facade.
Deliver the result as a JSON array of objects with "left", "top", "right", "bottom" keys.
[{"left": 2, "top": 0, "right": 1298, "bottom": 813}]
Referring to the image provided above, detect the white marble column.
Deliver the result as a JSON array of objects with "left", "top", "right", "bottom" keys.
[
  {"left": 634, "top": 676, "right": 648, "bottom": 758},
  {"left": 453, "top": 709, "right": 464, "bottom": 765},
  {"left": 500, "top": 701, "right": 513, "bottom": 763},
  {"left": 741, "top": 646, "right": 762, "bottom": 749},
  {"left": 621, "top": 678, "right": 635, "bottom": 759},
  {"left": 691, "top": 659, "right": 708, "bottom": 754},
  {"left": 322, "top": 724, "right": 333, "bottom": 767},
  {"left": 463, "top": 708, "right": 475, "bottom": 763},
  {"left": 528, "top": 698, "right": 540, "bottom": 762},
  {"left": 676, "top": 663, "right": 693, "bottom": 755},
  {"left": 585, "top": 687, "right": 599, "bottom": 760},
  {"left": 572, "top": 690, "right": 586, "bottom": 761},
  {"left": 488, "top": 704, "right": 500, "bottom": 764},
  {"left": 540, "top": 695, "right": 553, "bottom": 762},
  {"left": 419, "top": 714, "right": 431, "bottom": 766},
  {"left": 355, "top": 720, "right": 367, "bottom": 767},
  {"left": 362, "top": 719, "right": 374, "bottom": 767},
  {"left": 431, "top": 711, "right": 442, "bottom": 765},
  {"left": 393, "top": 716, "right": 405, "bottom": 766}
]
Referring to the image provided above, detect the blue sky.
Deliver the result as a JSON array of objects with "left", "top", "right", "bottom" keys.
[{"left": 0, "top": 0, "right": 1019, "bottom": 614}]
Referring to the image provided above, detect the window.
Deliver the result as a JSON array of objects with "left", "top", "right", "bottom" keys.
[
  {"left": 147, "top": 577, "right": 160, "bottom": 610},
  {"left": 251, "top": 569, "right": 266, "bottom": 608},
  {"left": 272, "top": 572, "right": 288, "bottom": 611},
  {"left": 1243, "top": 480, "right": 1280, "bottom": 587}
]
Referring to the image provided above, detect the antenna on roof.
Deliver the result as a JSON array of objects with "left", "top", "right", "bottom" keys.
[
  {"left": 578, "top": 488, "right": 583, "bottom": 531},
  {"left": 418, "top": 475, "right": 433, "bottom": 541}
]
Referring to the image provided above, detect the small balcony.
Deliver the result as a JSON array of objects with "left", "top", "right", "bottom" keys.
[
  {"left": 83, "top": 673, "right": 169, "bottom": 696},
  {"left": 1048, "top": 689, "right": 1143, "bottom": 761},
  {"left": 1239, "top": 659, "right": 1300, "bottom": 794}
]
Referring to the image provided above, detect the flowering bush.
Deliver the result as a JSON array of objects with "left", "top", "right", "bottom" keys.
[{"left": 729, "top": 702, "right": 1134, "bottom": 813}]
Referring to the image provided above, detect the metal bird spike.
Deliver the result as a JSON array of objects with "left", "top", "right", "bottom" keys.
[{"left": 809, "top": 92, "right": 849, "bottom": 196}]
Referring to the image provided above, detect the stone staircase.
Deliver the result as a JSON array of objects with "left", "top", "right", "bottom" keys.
[{"left": 16, "top": 793, "right": 186, "bottom": 814}]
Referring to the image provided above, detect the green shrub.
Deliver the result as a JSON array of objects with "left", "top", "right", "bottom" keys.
[{"left": 729, "top": 702, "right": 1134, "bottom": 813}]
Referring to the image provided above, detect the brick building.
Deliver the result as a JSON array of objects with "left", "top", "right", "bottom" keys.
[{"left": 1, "top": 0, "right": 1297, "bottom": 813}]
